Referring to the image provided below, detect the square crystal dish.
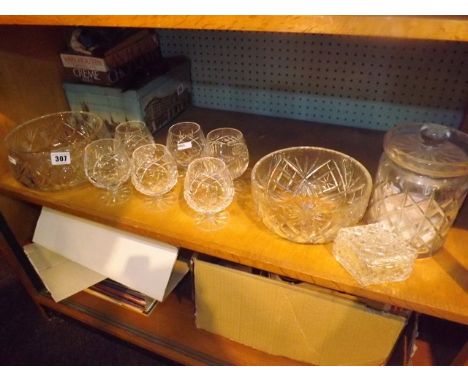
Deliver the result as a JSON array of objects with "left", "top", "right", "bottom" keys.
[{"left": 333, "top": 223, "right": 418, "bottom": 286}]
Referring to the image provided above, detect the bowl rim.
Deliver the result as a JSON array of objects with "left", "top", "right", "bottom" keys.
[
  {"left": 115, "top": 120, "right": 148, "bottom": 135},
  {"left": 4, "top": 111, "right": 104, "bottom": 155},
  {"left": 131, "top": 142, "right": 173, "bottom": 161},
  {"left": 168, "top": 121, "right": 202, "bottom": 137},
  {"left": 186, "top": 156, "right": 229, "bottom": 173},
  {"left": 207, "top": 127, "right": 244, "bottom": 142},
  {"left": 251, "top": 146, "right": 373, "bottom": 196}
]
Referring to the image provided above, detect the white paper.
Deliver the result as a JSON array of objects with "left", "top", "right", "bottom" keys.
[
  {"left": 33, "top": 207, "right": 179, "bottom": 301},
  {"left": 164, "top": 258, "right": 190, "bottom": 299},
  {"left": 24, "top": 243, "right": 106, "bottom": 302}
]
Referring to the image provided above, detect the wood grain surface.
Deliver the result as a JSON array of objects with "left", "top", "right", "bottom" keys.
[
  {"left": 1, "top": 107, "right": 467, "bottom": 325},
  {"left": 0, "top": 26, "right": 69, "bottom": 133},
  {"left": 0, "top": 16, "right": 467, "bottom": 42}
]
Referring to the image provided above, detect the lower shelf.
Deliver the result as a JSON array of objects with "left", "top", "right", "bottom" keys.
[{"left": 33, "top": 278, "right": 306, "bottom": 366}]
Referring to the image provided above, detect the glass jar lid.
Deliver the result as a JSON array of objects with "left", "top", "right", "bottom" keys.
[{"left": 384, "top": 123, "right": 468, "bottom": 178}]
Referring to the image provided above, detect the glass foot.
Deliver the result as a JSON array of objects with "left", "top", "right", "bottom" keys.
[
  {"left": 195, "top": 211, "right": 229, "bottom": 231},
  {"left": 101, "top": 184, "right": 132, "bottom": 205},
  {"left": 140, "top": 191, "right": 177, "bottom": 212}
]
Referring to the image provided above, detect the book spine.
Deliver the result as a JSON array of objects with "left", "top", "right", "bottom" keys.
[
  {"left": 62, "top": 51, "right": 163, "bottom": 86},
  {"left": 101, "top": 279, "right": 147, "bottom": 299},
  {"left": 63, "top": 67, "right": 126, "bottom": 86},
  {"left": 91, "top": 284, "right": 147, "bottom": 306},
  {"left": 60, "top": 54, "right": 108, "bottom": 72},
  {"left": 87, "top": 287, "right": 145, "bottom": 312},
  {"left": 104, "top": 34, "right": 160, "bottom": 68}
]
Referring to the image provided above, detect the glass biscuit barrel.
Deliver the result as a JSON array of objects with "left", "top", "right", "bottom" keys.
[{"left": 367, "top": 123, "right": 468, "bottom": 257}]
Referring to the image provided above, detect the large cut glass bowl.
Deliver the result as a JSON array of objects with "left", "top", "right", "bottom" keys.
[
  {"left": 4, "top": 111, "right": 105, "bottom": 191},
  {"left": 251, "top": 147, "right": 373, "bottom": 243}
]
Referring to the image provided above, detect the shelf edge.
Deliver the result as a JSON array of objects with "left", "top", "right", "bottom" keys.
[{"left": 1, "top": 16, "right": 468, "bottom": 42}]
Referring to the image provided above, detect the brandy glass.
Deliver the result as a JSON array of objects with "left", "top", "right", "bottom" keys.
[
  {"left": 131, "top": 143, "right": 178, "bottom": 197},
  {"left": 84, "top": 138, "right": 131, "bottom": 204},
  {"left": 114, "top": 121, "right": 154, "bottom": 158},
  {"left": 205, "top": 127, "right": 249, "bottom": 179},
  {"left": 166, "top": 122, "right": 206, "bottom": 169},
  {"left": 184, "top": 157, "right": 234, "bottom": 215}
]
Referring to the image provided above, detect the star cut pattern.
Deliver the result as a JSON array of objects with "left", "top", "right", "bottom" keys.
[{"left": 259, "top": 152, "right": 368, "bottom": 243}]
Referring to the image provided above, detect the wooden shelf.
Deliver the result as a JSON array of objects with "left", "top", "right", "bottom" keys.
[
  {"left": 32, "top": 279, "right": 305, "bottom": 366},
  {"left": 0, "top": 16, "right": 468, "bottom": 42},
  {"left": 1, "top": 107, "right": 467, "bottom": 325}
]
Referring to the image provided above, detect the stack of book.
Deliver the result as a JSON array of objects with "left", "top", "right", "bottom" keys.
[
  {"left": 60, "top": 28, "right": 165, "bottom": 87},
  {"left": 61, "top": 27, "right": 192, "bottom": 135},
  {"left": 86, "top": 279, "right": 158, "bottom": 316},
  {"left": 63, "top": 56, "right": 191, "bottom": 135}
]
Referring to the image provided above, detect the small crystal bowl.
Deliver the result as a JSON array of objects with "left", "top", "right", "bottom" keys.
[
  {"left": 333, "top": 223, "right": 418, "bottom": 286},
  {"left": 5, "top": 111, "right": 105, "bottom": 191},
  {"left": 251, "top": 147, "right": 372, "bottom": 243}
]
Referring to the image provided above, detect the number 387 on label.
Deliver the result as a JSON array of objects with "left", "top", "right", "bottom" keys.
[{"left": 50, "top": 152, "right": 71, "bottom": 165}]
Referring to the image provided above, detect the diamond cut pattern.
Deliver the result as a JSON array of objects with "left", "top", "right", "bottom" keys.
[
  {"left": 253, "top": 149, "right": 371, "bottom": 243},
  {"left": 367, "top": 157, "right": 466, "bottom": 256}
]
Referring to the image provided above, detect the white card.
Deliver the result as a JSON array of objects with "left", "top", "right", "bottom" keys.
[
  {"left": 50, "top": 152, "right": 71, "bottom": 165},
  {"left": 177, "top": 141, "right": 192, "bottom": 150},
  {"left": 33, "top": 208, "right": 180, "bottom": 301},
  {"left": 24, "top": 243, "right": 106, "bottom": 302}
]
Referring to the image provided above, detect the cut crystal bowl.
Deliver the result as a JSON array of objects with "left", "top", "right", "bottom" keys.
[
  {"left": 251, "top": 147, "right": 372, "bottom": 243},
  {"left": 5, "top": 111, "right": 105, "bottom": 191}
]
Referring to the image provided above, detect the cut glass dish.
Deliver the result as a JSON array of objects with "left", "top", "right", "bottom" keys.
[
  {"left": 5, "top": 111, "right": 105, "bottom": 191},
  {"left": 251, "top": 147, "right": 372, "bottom": 243},
  {"left": 333, "top": 222, "right": 418, "bottom": 286}
]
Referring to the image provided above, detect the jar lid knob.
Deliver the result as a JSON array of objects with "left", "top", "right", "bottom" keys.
[{"left": 420, "top": 123, "right": 450, "bottom": 147}]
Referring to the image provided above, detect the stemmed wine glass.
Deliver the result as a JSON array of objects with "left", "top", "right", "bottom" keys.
[{"left": 84, "top": 138, "right": 131, "bottom": 204}]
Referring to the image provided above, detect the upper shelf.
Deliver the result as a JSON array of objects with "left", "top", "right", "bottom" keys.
[
  {"left": 0, "top": 107, "right": 467, "bottom": 325},
  {"left": 1, "top": 16, "right": 468, "bottom": 42}
]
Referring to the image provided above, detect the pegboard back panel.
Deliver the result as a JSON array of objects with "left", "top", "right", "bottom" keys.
[{"left": 159, "top": 29, "right": 468, "bottom": 130}]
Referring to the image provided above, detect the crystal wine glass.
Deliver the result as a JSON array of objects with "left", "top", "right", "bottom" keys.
[
  {"left": 205, "top": 127, "right": 249, "bottom": 179},
  {"left": 84, "top": 138, "right": 131, "bottom": 204},
  {"left": 166, "top": 122, "right": 206, "bottom": 170},
  {"left": 131, "top": 143, "right": 178, "bottom": 197},
  {"left": 115, "top": 121, "right": 154, "bottom": 158},
  {"left": 183, "top": 157, "right": 234, "bottom": 215}
]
